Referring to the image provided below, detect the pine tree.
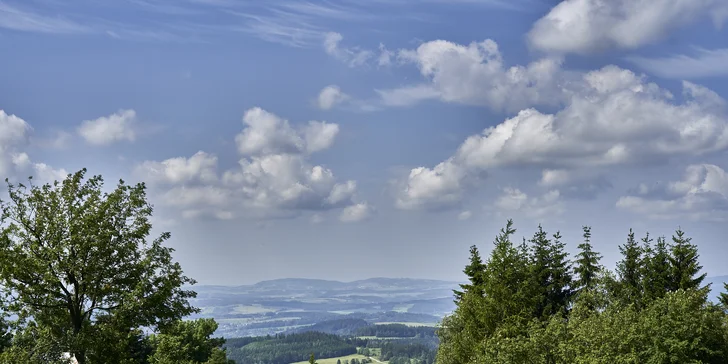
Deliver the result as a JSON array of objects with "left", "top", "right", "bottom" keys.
[
  {"left": 574, "top": 226, "right": 602, "bottom": 293},
  {"left": 616, "top": 229, "right": 642, "bottom": 305},
  {"left": 720, "top": 283, "right": 728, "bottom": 308},
  {"left": 668, "top": 228, "right": 707, "bottom": 291},
  {"left": 644, "top": 236, "right": 672, "bottom": 301},
  {"left": 529, "top": 226, "right": 573, "bottom": 319},
  {"left": 453, "top": 245, "right": 486, "bottom": 302},
  {"left": 309, "top": 353, "right": 318, "bottom": 364}
]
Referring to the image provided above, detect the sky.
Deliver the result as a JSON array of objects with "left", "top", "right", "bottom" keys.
[{"left": 1, "top": 0, "right": 728, "bottom": 285}]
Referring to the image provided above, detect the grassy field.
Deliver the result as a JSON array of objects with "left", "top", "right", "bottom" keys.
[{"left": 290, "top": 353, "right": 388, "bottom": 364}]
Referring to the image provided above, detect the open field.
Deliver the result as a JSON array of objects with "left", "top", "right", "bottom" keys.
[{"left": 290, "top": 353, "right": 388, "bottom": 364}]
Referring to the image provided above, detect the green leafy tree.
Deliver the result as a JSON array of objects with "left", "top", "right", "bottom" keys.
[
  {"left": 573, "top": 226, "right": 602, "bottom": 293},
  {"left": 453, "top": 245, "right": 486, "bottom": 302},
  {"left": 616, "top": 228, "right": 643, "bottom": 306},
  {"left": 0, "top": 169, "right": 197, "bottom": 363},
  {"left": 668, "top": 228, "right": 707, "bottom": 292},
  {"left": 147, "top": 318, "right": 233, "bottom": 364}
]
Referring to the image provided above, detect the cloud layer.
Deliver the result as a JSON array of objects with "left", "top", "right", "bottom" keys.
[
  {"left": 135, "top": 107, "right": 370, "bottom": 222},
  {"left": 396, "top": 66, "right": 728, "bottom": 211},
  {"left": 528, "top": 0, "right": 728, "bottom": 54}
]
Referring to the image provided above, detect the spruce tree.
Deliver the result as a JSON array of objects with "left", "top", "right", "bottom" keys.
[
  {"left": 529, "top": 226, "right": 573, "bottom": 319},
  {"left": 616, "top": 229, "right": 642, "bottom": 305},
  {"left": 453, "top": 245, "right": 486, "bottom": 302},
  {"left": 668, "top": 228, "right": 707, "bottom": 291},
  {"left": 720, "top": 283, "right": 728, "bottom": 308},
  {"left": 480, "top": 220, "right": 532, "bottom": 331},
  {"left": 574, "top": 226, "right": 602, "bottom": 292},
  {"left": 642, "top": 235, "right": 671, "bottom": 301}
]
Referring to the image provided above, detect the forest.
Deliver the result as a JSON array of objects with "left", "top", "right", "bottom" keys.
[{"left": 439, "top": 220, "right": 728, "bottom": 363}]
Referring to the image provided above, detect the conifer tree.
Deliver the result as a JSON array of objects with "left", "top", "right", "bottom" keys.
[
  {"left": 574, "top": 226, "right": 602, "bottom": 293},
  {"left": 720, "top": 283, "right": 728, "bottom": 308},
  {"left": 529, "top": 226, "right": 573, "bottom": 319},
  {"left": 668, "top": 228, "right": 707, "bottom": 292},
  {"left": 642, "top": 235, "right": 671, "bottom": 301},
  {"left": 616, "top": 229, "right": 642, "bottom": 305},
  {"left": 453, "top": 245, "right": 486, "bottom": 302},
  {"left": 480, "top": 220, "right": 532, "bottom": 330},
  {"left": 309, "top": 353, "right": 318, "bottom": 364}
]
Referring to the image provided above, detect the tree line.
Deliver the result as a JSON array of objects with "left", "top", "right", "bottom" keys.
[
  {"left": 0, "top": 169, "right": 233, "bottom": 363},
  {"left": 438, "top": 220, "right": 728, "bottom": 363}
]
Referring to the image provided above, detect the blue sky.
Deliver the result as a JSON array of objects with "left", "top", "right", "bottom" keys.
[{"left": 1, "top": 0, "right": 728, "bottom": 285}]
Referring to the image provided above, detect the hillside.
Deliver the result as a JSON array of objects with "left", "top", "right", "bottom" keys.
[{"left": 189, "top": 278, "right": 459, "bottom": 337}]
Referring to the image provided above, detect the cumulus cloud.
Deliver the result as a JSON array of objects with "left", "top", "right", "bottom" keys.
[
  {"left": 377, "top": 39, "right": 569, "bottom": 112},
  {"left": 0, "top": 110, "right": 67, "bottom": 184},
  {"left": 235, "top": 107, "right": 339, "bottom": 155},
  {"left": 317, "top": 85, "right": 350, "bottom": 110},
  {"left": 528, "top": 0, "right": 728, "bottom": 54},
  {"left": 134, "top": 151, "right": 219, "bottom": 185},
  {"left": 78, "top": 109, "right": 137, "bottom": 146},
  {"left": 617, "top": 164, "right": 728, "bottom": 221},
  {"left": 137, "top": 107, "right": 370, "bottom": 221},
  {"left": 494, "top": 188, "right": 564, "bottom": 219},
  {"left": 339, "top": 202, "right": 374, "bottom": 222},
  {"left": 395, "top": 66, "right": 728, "bottom": 210}
]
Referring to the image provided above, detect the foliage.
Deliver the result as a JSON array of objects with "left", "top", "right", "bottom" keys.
[
  {"left": 0, "top": 170, "right": 228, "bottom": 363},
  {"left": 147, "top": 318, "right": 233, "bottom": 364},
  {"left": 438, "top": 219, "right": 728, "bottom": 364},
  {"left": 225, "top": 332, "right": 357, "bottom": 364},
  {"left": 453, "top": 245, "right": 486, "bottom": 302}
]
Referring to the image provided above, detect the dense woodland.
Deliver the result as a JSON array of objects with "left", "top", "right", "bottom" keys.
[
  {"left": 224, "top": 332, "right": 357, "bottom": 363},
  {"left": 224, "top": 327, "right": 439, "bottom": 363},
  {"left": 439, "top": 220, "right": 728, "bottom": 363},
  {"left": 355, "top": 324, "right": 437, "bottom": 338}
]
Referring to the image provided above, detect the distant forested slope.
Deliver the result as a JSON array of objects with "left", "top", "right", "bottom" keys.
[{"left": 224, "top": 332, "right": 357, "bottom": 363}]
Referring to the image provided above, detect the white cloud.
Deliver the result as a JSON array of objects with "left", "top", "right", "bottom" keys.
[
  {"left": 339, "top": 202, "right": 374, "bottom": 222},
  {"left": 628, "top": 48, "right": 728, "bottom": 79},
  {"left": 528, "top": 0, "right": 728, "bottom": 54},
  {"left": 494, "top": 188, "right": 564, "bottom": 219},
  {"left": 138, "top": 107, "right": 367, "bottom": 221},
  {"left": 617, "top": 164, "right": 728, "bottom": 221},
  {"left": 378, "top": 39, "right": 568, "bottom": 112},
  {"left": 0, "top": 110, "right": 67, "bottom": 184},
  {"left": 395, "top": 66, "right": 728, "bottom": 210},
  {"left": 395, "top": 159, "right": 470, "bottom": 210},
  {"left": 324, "top": 32, "right": 373, "bottom": 67},
  {"left": 457, "top": 210, "right": 472, "bottom": 220},
  {"left": 317, "top": 85, "right": 350, "bottom": 110},
  {"left": 78, "top": 110, "right": 137, "bottom": 146},
  {"left": 235, "top": 107, "right": 339, "bottom": 156},
  {"left": 135, "top": 151, "right": 219, "bottom": 185}
]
